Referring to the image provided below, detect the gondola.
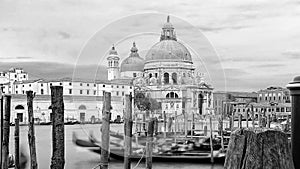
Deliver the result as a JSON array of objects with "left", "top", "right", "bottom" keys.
[{"left": 72, "top": 133, "right": 226, "bottom": 164}]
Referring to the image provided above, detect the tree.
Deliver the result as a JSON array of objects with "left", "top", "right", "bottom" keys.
[{"left": 134, "top": 92, "right": 161, "bottom": 112}]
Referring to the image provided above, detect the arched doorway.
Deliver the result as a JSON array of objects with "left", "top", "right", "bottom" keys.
[
  {"left": 15, "top": 105, "right": 25, "bottom": 122},
  {"left": 79, "top": 105, "right": 87, "bottom": 123}
]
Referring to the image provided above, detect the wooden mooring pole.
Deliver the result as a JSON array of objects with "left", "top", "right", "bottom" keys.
[
  {"left": 163, "top": 111, "right": 167, "bottom": 138},
  {"left": 15, "top": 118, "right": 20, "bottom": 169},
  {"left": 124, "top": 94, "right": 132, "bottom": 169},
  {"left": 50, "top": 86, "right": 65, "bottom": 169},
  {"left": 101, "top": 91, "right": 111, "bottom": 169},
  {"left": 27, "top": 91, "right": 38, "bottom": 169},
  {"left": 251, "top": 107, "right": 255, "bottom": 128},
  {"left": 238, "top": 114, "right": 242, "bottom": 129},
  {"left": 224, "top": 128, "right": 294, "bottom": 169},
  {"left": 246, "top": 109, "right": 249, "bottom": 128},
  {"left": 146, "top": 119, "right": 154, "bottom": 169},
  {"left": 209, "top": 115, "right": 214, "bottom": 163},
  {"left": 287, "top": 76, "right": 300, "bottom": 169},
  {"left": 0, "top": 95, "right": 3, "bottom": 168},
  {"left": 2, "top": 95, "right": 11, "bottom": 169}
]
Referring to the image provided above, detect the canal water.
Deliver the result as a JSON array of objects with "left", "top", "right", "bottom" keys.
[{"left": 8, "top": 124, "right": 223, "bottom": 169}]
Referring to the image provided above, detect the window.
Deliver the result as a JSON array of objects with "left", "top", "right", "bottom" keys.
[
  {"left": 16, "top": 85, "right": 18, "bottom": 88},
  {"left": 94, "top": 90, "right": 96, "bottom": 95},
  {"left": 15, "top": 75, "right": 17, "bottom": 78},
  {"left": 155, "top": 73, "right": 158, "bottom": 78},
  {"left": 164, "top": 73, "right": 169, "bottom": 84},
  {"left": 94, "top": 84, "right": 96, "bottom": 87},
  {"left": 60, "top": 82, "right": 62, "bottom": 85},
  {"left": 29, "top": 84, "right": 31, "bottom": 87},
  {"left": 80, "top": 90, "right": 83, "bottom": 94},
  {"left": 130, "top": 86, "right": 132, "bottom": 89},
  {"left": 80, "top": 83, "right": 82, "bottom": 86},
  {"left": 69, "top": 89, "right": 72, "bottom": 94},
  {"left": 22, "top": 85, "right": 24, "bottom": 87},
  {"left": 149, "top": 73, "right": 152, "bottom": 78},
  {"left": 41, "top": 84, "right": 43, "bottom": 87},
  {"left": 50, "top": 83, "right": 52, "bottom": 86},
  {"left": 133, "top": 73, "right": 137, "bottom": 77},
  {"left": 103, "top": 85, "right": 105, "bottom": 87},
  {"left": 122, "top": 86, "right": 124, "bottom": 89},
  {"left": 117, "top": 85, "right": 119, "bottom": 88},
  {"left": 130, "top": 92, "right": 132, "bottom": 95},
  {"left": 22, "top": 91, "right": 24, "bottom": 94},
  {"left": 87, "top": 83, "right": 89, "bottom": 86},
  {"left": 87, "top": 90, "right": 89, "bottom": 95},
  {"left": 41, "top": 89, "right": 44, "bottom": 95},
  {"left": 69, "top": 82, "right": 72, "bottom": 86},
  {"left": 172, "top": 73, "right": 177, "bottom": 84},
  {"left": 122, "top": 92, "right": 124, "bottom": 96},
  {"left": 23, "top": 75, "right": 26, "bottom": 78},
  {"left": 116, "top": 91, "right": 119, "bottom": 96},
  {"left": 16, "top": 91, "right": 18, "bottom": 94}
]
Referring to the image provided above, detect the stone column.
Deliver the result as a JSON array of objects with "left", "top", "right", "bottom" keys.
[{"left": 287, "top": 76, "right": 300, "bottom": 169}]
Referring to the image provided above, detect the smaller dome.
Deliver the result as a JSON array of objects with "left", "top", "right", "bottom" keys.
[{"left": 120, "top": 42, "right": 145, "bottom": 72}]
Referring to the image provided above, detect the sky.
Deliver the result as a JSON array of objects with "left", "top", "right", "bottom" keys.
[{"left": 0, "top": 0, "right": 299, "bottom": 91}]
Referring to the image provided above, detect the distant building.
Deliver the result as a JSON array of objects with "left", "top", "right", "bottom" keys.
[
  {"left": 213, "top": 91, "right": 257, "bottom": 116},
  {"left": 0, "top": 68, "right": 28, "bottom": 86},
  {"left": 252, "top": 86, "right": 291, "bottom": 116},
  {"left": 214, "top": 86, "right": 291, "bottom": 118}
]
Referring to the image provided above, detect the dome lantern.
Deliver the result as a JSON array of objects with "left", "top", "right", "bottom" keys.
[{"left": 160, "top": 15, "right": 177, "bottom": 41}]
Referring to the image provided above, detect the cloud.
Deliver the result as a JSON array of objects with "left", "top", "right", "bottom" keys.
[
  {"left": 254, "top": 64, "right": 285, "bottom": 68},
  {"left": 57, "top": 31, "right": 71, "bottom": 39},
  {"left": 0, "top": 56, "right": 33, "bottom": 60},
  {"left": 282, "top": 50, "right": 300, "bottom": 59},
  {"left": 0, "top": 61, "right": 107, "bottom": 81}
]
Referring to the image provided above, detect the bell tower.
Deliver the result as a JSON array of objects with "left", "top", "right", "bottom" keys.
[{"left": 107, "top": 45, "right": 120, "bottom": 80}]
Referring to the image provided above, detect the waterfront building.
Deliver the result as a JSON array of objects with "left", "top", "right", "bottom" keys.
[{"left": 214, "top": 86, "right": 291, "bottom": 118}]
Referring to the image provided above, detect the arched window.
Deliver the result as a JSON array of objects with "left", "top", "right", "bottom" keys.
[
  {"left": 164, "top": 73, "right": 169, "bottom": 84},
  {"left": 79, "top": 105, "right": 87, "bottom": 110},
  {"left": 175, "top": 93, "right": 178, "bottom": 98},
  {"left": 15, "top": 105, "right": 25, "bottom": 110},
  {"left": 166, "top": 92, "right": 179, "bottom": 99},
  {"left": 166, "top": 93, "right": 170, "bottom": 98},
  {"left": 149, "top": 73, "right": 152, "bottom": 78},
  {"left": 172, "top": 73, "right": 177, "bottom": 84},
  {"left": 198, "top": 94, "right": 204, "bottom": 115}
]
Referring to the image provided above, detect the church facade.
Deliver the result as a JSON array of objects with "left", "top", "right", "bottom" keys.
[{"left": 108, "top": 16, "right": 214, "bottom": 120}]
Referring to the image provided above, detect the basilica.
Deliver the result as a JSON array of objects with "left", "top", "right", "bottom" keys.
[{"left": 107, "top": 16, "right": 214, "bottom": 119}]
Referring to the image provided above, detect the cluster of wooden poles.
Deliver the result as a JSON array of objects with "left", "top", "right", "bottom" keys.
[
  {"left": 230, "top": 110, "right": 291, "bottom": 130},
  {"left": 0, "top": 86, "right": 65, "bottom": 169}
]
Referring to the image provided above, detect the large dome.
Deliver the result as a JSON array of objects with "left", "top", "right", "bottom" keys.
[
  {"left": 120, "top": 42, "right": 145, "bottom": 72},
  {"left": 145, "top": 40, "right": 192, "bottom": 63}
]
